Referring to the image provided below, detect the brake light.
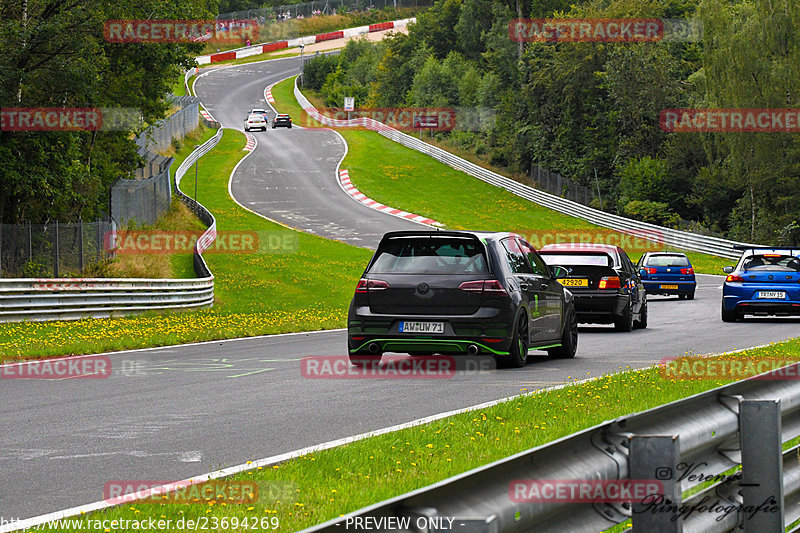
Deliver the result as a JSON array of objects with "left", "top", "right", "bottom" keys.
[
  {"left": 680, "top": 267, "right": 694, "bottom": 275},
  {"left": 726, "top": 274, "right": 744, "bottom": 283},
  {"left": 458, "top": 280, "right": 508, "bottom": 295},
  {"left": 598, "top": 276, "right": 621, "bottom": 289},
  {"left": 355, "top": 278, "right": 389, "bottom": 293},
  {"left": 763, "top": 254, "right": 782, "bottom": 258},
  {"left": 644, "top": 267, "right": 657, "bottom": 274}
]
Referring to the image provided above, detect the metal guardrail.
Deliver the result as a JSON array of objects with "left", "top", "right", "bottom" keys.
[
  {"left": 304, "top": 363, "right": 800, "bottom": 532},
  {"left": 294, "top": 82, "right": 760, "bottom": 260},
  {"left": 0, "top": 130, "right": 223, "bottom": 323}
]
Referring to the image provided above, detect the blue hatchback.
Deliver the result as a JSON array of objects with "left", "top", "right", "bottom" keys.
[
  {"left": 637, "top": 252, "right": 697, "bottom": 299},
  {"left": 721, "top": 247, "right": 800, "bottom": 322}
]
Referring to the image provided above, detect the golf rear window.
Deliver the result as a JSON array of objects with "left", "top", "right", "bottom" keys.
[
  {"left": 742, "top": 255, "right": 800, "bottom": 272},
  {"left": 369, "top": 238, "right": 489, "bottom": 274},
  {"left": 644, "top": 255, "right": 690, "bottom": 267},
  {"left": 539, "top": 253, "right": 612, "bottom": 267}
]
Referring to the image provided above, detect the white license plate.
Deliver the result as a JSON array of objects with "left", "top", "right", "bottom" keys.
[
  {"left": 757, "top": 291, "right": 786, "bottom": 299},
  {"left": 399, "top": 321, "right": 444, "bottom": 334}
]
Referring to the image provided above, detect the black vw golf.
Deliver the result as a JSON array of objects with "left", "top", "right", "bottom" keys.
[{"left": 347, "top": 231, "right": 578, "bottom": 368}]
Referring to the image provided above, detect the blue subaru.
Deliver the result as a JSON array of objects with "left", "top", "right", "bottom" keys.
[
  {"left": 721, "top": 246, "right": 800, "bottom": 322},
  {"left": 636, "top": 252, "right": 697, "bottom": 300}
]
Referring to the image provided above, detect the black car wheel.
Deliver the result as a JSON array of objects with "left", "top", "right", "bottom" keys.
[
  {"left": 614, "top": 297, "right": 634, "bottom": 332},
  {"left": 634, "top": 299, "right": 648, "bottom": 329},
  {"left": 721, "top": 302, "right": 738, "bottom": 322},
  {"left": 548, "top": 306, "right": 577, "bottom": 359},
  {"left": 498, "top": 312, "right": 529, "bottom": 368},
  {"left": 687, "top": 292, "right": 695, "bottom": 300}
]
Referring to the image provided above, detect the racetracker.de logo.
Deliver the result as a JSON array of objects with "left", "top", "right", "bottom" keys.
[
  {"left": 310, "top": 107, "right": 457, "bottom": 132},
  {"left": 660, "top": 108, "right": 800, "bottom": 133},
  {"left": 659, "top": 356, "right": 800, "bottom": 381},
  {"left": 103, "top": 230, "right": 299, "bottom": 254},
  {"left": 509, "top": 479, "right": 665, "bottom": 503},
  {"left": 103, "top": 480, "right": 258, "bottom": 505},
  {"left": 1, "top": 356, "right": 112, "bottom": 379},
  {"left": 1, "top": 107, "right": 142, "bottom": 132},
  {"left": 510, "top": 18, "right": 664, "bottom": 42},
  {"left": 103, "top": 19, "right": 258, "bottom": 44},
  {"left": 519, "top": 229, "right": 664, "bottom": 253},
  {"left": 301, "top": 355, "right": 457, "bottom": 379}
]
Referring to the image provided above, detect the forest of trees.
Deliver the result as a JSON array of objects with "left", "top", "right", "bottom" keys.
[
  {"left": 0, "top": 0, "right": 216, "bottom": 225},
  {"left": 303, "top": 0, "right": 800, "bottom": 244}
]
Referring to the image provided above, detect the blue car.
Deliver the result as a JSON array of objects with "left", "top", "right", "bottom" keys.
[
  {"left": 721, "top": 246, "right": 800, "bottom": 322},
  {"left": 636, "top": 252, "right": 696, "bottom": 299}
]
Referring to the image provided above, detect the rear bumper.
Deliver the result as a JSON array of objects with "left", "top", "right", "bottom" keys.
[
  {"left": 723, "top": 295, "right": 800, "bottom": 316},
  {"left": 570, "top": 291, "right": 628, "bottom": 323},
  {"left": 348, "top": 306, "right": 514, "bottom": 355},
  {"left": 642, "top": 280, "right": 696, "bottom": 295}
]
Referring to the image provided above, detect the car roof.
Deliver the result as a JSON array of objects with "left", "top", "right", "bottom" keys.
[
  {"left": 643, "top": 251, "right": 687, "bottom": 256},
  {"left": 380, "top": 230, "right": 522, "bottom": 243},
  {"left": 539, "top": 242, "right": 623, "bottom": 253}
]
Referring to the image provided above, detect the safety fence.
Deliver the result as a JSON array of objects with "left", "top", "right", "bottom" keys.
[
  {"left": 0, "top": 129, "right": 223, "bottom": 322},
  {"left": 0, "top": 219, "right": 115, "bottom": 278},
  {"left": 294, "top": 81, "right": 757, "bottom": 259},
  {"left": 306, "top": 362, "right": 800, "bottom": 532}
]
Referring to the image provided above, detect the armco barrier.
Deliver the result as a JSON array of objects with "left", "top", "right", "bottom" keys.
[
  {"left": 305, "top": 362, "right": 800, "bottom": 532},
  {"left": 0, "top": 130, "right": 223, "bottom": 323},
  {"left": 294, "top": 82, "right": 760, "bottom": 260},
  {"left": 196, "top": 18, "right": 414, "bottom": 65}
]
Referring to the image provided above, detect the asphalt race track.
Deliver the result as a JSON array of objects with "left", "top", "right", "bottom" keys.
[
  {"left": 3, "top": 56, "right": 799, "bottom": 523},
  {"left": 195, "top": 56, "right": 422, "bottom": 248}
]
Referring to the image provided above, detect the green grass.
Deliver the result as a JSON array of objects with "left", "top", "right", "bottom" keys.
[
  {"left": 38, "top": 338, "right": 800, "bottom": 532},
  {"left": 0, "top": 128, "right": 371, "bottom": 361},
  {"left": 272, "top": 77, "right": 732, "bottom": 274},
  {"left": 203, "top": 49, "right": 301, "bottom": 68}
]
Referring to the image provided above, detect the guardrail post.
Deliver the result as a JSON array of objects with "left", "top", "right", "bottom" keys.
[
  {"left": 740, "top": 399, "right": 783, "bottom": 531},
  {"left": 53, "top": 220, "right": 59, "bottom": 277},
  {"left": 629, "top": 434, "right": 681, "bottom": 532}
]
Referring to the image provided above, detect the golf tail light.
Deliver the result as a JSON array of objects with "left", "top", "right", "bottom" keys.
[
  {"left": 458, "top": 280, "right": 508, "bottom": 295},
  {"left": 355, "top": 278, "right": 389, "bottom": 293},
  {"left": 598, "top": 276, "right": 621, "bottom": 290},
  {"left": 726, "top": 274, "right": 744, "bottom": 283},
  {"left": 681, "top": 267, "right": 694, "bottom": 275},
  {"left": 645, "top": 267, "right": 657, "bottom": 274}
]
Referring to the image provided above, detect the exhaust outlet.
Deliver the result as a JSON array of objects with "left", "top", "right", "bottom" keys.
[
  {"left": 368, "top": 343, "right": 380, "bottom": 354},
  {"left": 467, "top": 344, "right": 479, "bottom": 355}
]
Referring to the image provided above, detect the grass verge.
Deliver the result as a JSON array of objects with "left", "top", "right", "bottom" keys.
[
  {"left": 0, "top": 129, "right": 371, "bottom": 361},
  {"left": 271, "top": 76, "right": 732, "bottom": 274},
  {"left": 39, "top": 338, "right": 800, "bottom": 532}
]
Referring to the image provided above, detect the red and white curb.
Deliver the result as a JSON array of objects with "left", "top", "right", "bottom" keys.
[
  {"left": 243, "top": 132, "right": 256, "bottom": 151},
  {"left": 199, "top": 108, "right": 215, "bottom": 123},
  {"left": 265, "top": 86, "right": 275, "bottom": 104},
  {"left": 338, "top": 169, "right": 442, "bottom": 227}
]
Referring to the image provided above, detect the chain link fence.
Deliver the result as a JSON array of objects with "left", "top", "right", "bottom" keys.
[
  {"left": 135, "top": 96, "right": 200, "bottom": 154},
  {"left": 217, "top": 0, "right": 430, "bottom": 22},
  {"left": 0, "top": 219, "right": 115, "bottom": 277},
  {"left": 530, "top": 165, "right": 596, "bottom": 207}
]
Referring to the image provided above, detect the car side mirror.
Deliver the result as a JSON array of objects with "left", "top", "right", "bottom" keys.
[
  {"left": 723, "top": 266, "right": 734, "bottom": 274},
  {"left": 551, "top": 266, "right": 569, "bottom": 278}
]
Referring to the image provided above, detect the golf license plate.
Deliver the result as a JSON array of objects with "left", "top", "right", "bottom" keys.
[
  {"left": 399, "top": 321, "right": 444, "bottom": 334},
  {"left": 757, "top": 291, "right": 786, "bottom": 299},
  {"left": 559, "top": 278, "right": 589, "bottom": 287},
  {"left": 660, "top": 284, "right": 679, "bottom": 290}
]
